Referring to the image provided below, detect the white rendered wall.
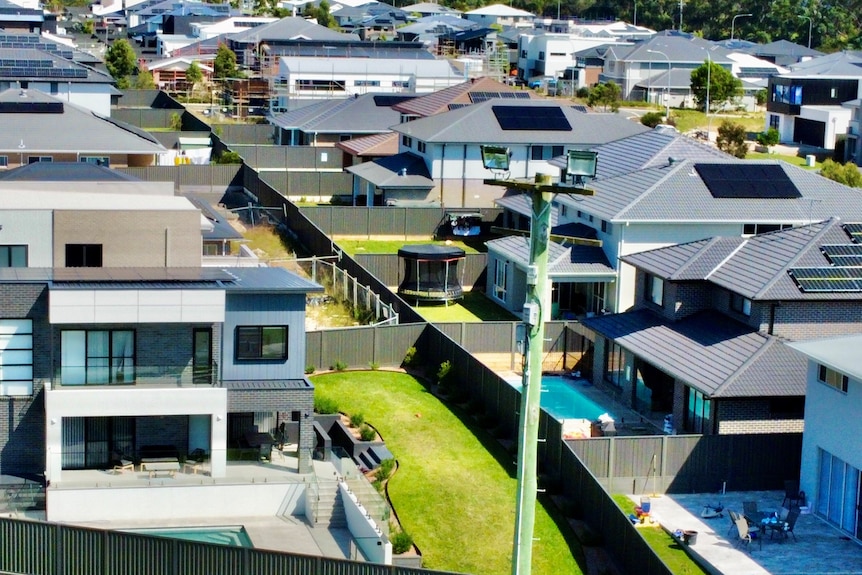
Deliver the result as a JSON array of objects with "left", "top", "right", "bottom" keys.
[
  {"left": 0, "top": 210, "right": 53, "bottom": 266},
  {"left": 339, "top": 483, "right": 391, "bottom": 564},
  {"left": 49, "top": 289, "right": 226, "bottom": 324}
]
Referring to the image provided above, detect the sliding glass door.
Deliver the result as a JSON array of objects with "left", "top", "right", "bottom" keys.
[{"left": 818, "top": 449, "right": 861, "bottom": 538}]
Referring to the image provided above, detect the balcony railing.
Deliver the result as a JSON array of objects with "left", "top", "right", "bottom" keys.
[{"left": 51, "top": 363, "right": 219, "bottom": 389}]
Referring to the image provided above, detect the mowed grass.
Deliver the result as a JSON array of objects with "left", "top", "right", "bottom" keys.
[
  {"left": 414, "top": 291, "right": 519, "bottom": 322},
  {"left": 671, "top": 109, "right": 765, "bottom": 134},
  {"left": 312, "top": 371, "right": 583, "bottom": 575},
  {"left": 335, "top": 239, "right": 483, "bottom": 256},
  {"left": 745, "top": 151, "right": 822, "bottom": 169},
  {"left": 612, "top": 495, "right": 710, "bottom": 575}
]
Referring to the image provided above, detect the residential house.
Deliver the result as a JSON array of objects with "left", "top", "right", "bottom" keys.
[
  {"left": 395, "top": 15, "right": 478, "bottom": 47},
  {"left": 0, "top": 88, "right": 166, "bottom": 168},
  {"left": 332, "top": 2, "right": 411, "bottom": 40},
  {"left": 743, "top": 39, "right": 823, "bottom": 67},
  {"left": 463, "top": 4, "right": 534, "bottom": 29},
  {"left": 400, "top": 2, "right": 462, "bottom": 17},
  {"left": 495, "top": 153, "right": 862, "bottom": 316},
  {"left": 766, "top": 51, "right": 862, "bottom": 149},
  {"left": 146, "top": 56, "right": 214, "bottom": 93},
  {"left": 584, "top": 218, "right": 862, "bottom": 435},
  {"left": 515, "top": 27, "right": 636, "bottom": 83},
  {"left": 0, "top": 0, "right": 54, "bottom": 33},
  {"left": 0, "top": 36, "right": 118, "bottom": 116},
  {"left": 790, "top": 333, "right": 862, "bottom": 539},
  {"left": 347, "top": 98, "right": 649, "bottom": 207}
]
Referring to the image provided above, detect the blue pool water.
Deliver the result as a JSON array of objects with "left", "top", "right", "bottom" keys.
[
  {"left": 126, "top": 526, "right": 254, "bottom": 548},
  {"left": 509, "top": 375, "right": 615, "bottom": 421}
]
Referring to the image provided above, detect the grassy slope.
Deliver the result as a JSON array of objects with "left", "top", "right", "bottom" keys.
[{"left": 312, "top": 371, "right": 583, "bottom": 575}]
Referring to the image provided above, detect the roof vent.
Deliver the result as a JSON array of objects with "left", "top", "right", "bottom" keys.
[
  {"left": 668, "top": 157, "right": 678, "bottom": 165},
  {"left": 400, "top": 168, "right": 407, "bottom": 176}
]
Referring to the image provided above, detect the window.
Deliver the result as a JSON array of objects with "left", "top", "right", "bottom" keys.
[
  {"left": 0, "top": 319, "right": 32, "bottom": 395},
  {"left": 354, "top": 80, "right": 381, "bottom": 87},
  {"left": 831, "top": 87, "right": 838, "bottom": 98},
  {"left": 730, "top": 292, "right": 752, "bottom": 316},
  {"left": 295, "top": 79, "right": 345, "bottom": 91},
  {"left": 576, "top": 210, "right": 582, "bottom": 218},
  {"left": 392, "top": 80, "right": 409, "bottom": 88},
  {"left": 235, "top": 326, "right": 288, "bottom": 360},
  {"left": 685, "top": 387, "right": 711, "bottom": 433},
  {"left": 768, "top": 114, "right": 780, "bottom": 130},
  {"left": 50, "top": 82, "right": 59, "bottom": 95},
  {"left": 28, "top": 156, "right": 52, "bottom": 164},
  {"left": 601, "top": 220, "right": 610, "bottom": 233},
  {"left": 646, "top": 274, "right": 663, "bottom": 306},
  {"left": 0, "top": 245, "right": 27, "bottom": 267},
  {"left": 530, "top": 145, "right": 565, "bottom": 160},
  {"left": 604, "top": 339, "right": 624, "bottom": 388},
  {"left": 401, "top": 135, "right": 412, "bottom": 148},
  {"left": 66, "top": 244, "right": 103, "bottom": 267},
  {"left": 80, "top": 156, "right": 110, "bottom": 167},
  {"left": 818, "top": 364, "right": 849, "bottom": 393},
  {"left": 560, "top": 205, "right": 567, "bottom": 217},
  {"left": 742, "top": 223, "right": 791, "bottom": 236},
  {"left": 493, "top": 260, "right": 508, "bottom": 301},
  {"left": 521, "top": 50, "right": 527, "bottom": 58},
  {"left": 60, "top": 329, "right": 134, "bottom": 385},
  {"left": 0, "top": 156, "right": 7, "bottom": 167},
  {"left": 417, "top": 141, "right": 426, "bottom": 153},
  {"left": 539, "top": 51, "right": 545, "bottom": 60}
]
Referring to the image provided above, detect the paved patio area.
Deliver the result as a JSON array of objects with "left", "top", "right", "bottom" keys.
[{"left": 634, "top": 491, "right": 862, "bottom": 575}]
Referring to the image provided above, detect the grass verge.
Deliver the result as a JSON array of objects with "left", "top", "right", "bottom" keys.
[
  {"left": 312, "top": 371, "right": 584, "bottom": 575},
  {"left": 612, "top": 494, "right": 710, "bottom": 575},
  {"left": 413, "top": 292, "right": 520, "bottom": 322}
]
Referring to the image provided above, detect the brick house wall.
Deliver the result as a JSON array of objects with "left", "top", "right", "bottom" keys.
[{"left": 715, "top": 399, "right": 804, "bottom": 434}]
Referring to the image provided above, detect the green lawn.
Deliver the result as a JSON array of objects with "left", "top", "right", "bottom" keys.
[
  {"left": 612, "top": 495, "right": 710, "bottom": 575},
  {"left": 745, "top": 151, "right": 822, "bottom": 169},
  {"left": 312, "top": 371, "right": 583, "bottom": 575},
  {"left": 336, "top": 239, "right": 483, "bottom": 256},
  {"left": 670, "top": 110, "right": 765, "bottom": 134},
  {"left": 414, "top": 292, "right": 519, "bottom": 322}
]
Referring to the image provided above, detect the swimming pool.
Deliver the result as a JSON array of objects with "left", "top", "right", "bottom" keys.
[
  {"left": 508, "top": 375, "right": 615, "bottom": 422},
  {"left": 125, "top": 526, "right": 254, "bottom": 548}
]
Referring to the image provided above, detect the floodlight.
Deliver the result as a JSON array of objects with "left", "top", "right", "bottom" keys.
[
  {"left": 565, "top": 150, "right": 598, "bottom": 188},
  {"left": 481, "top": 145, "right": 511, "bottom": 171}
]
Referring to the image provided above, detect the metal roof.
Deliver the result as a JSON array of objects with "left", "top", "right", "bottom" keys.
[
  {"left": 345, "top": 152, "right": 433, "bottom": 188},
  {"left": 335, "top": 132, "right": 398, "bottom": 157},
  {"left": 270, "top": 93, "right": 407, "bottom": 134},
  {"left": 230, "top": 16, "right": 359, "bottom": 43},
  {"left": 223, "top": 379, "right": 312, "bottom": 390},
  {"left": 486, "top": 234, "right": 615, "bottom": 278},
  {"left": 392, "top": 99, "right": 649, "bottom": 145},
  {"left": 583, "top": 309, "right": 807, "bottom": 398},
  {"left": 184, "top": 195, "right": 245, "bottom": 242},
  {"left": 789, "top": 334, "right": 862, "bottom": 379},
  {"left": 392, "top": 76, "right": 535, "bottom": 118},
  {"left": 0, "top": 162, "right": 141, "bottom": 182}
]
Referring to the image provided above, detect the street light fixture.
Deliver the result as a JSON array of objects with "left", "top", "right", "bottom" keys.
[
  {"left": 799, "top": 15, "right": 813, "bottom": 50},
  {"left": 731, "top": 13, "right": 752, "bottom": 41},
  {"left": 647, "top": 49, "right": 671, "bottom": 119},
  {"left": 482, "top": 148, "right": 598, "bottom": 575}
]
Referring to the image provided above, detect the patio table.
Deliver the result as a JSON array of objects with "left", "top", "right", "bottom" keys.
[{"left": 761, "top": 515, "right": 789, "bottom": 541}]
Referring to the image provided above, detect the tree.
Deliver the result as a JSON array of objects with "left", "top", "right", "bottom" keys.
[
  {"left": 213, "top": 43, "right": 238, "bottom": 80},
  {"left": 185, "top": 61, "right": 203, "bottom": 96},
  {"left": 716, "top": 120, "right": 749, "bottom": 158},
  {"left": 134, "top": 70, "right": 156, "bottom": 89},
  {"left": 305, "top": 0, "right": 336, "bottom": 29},
  {"left": 756, "top": 128, "right": 780, "bottom": 149},
  {"left": 587, "top": 81, "right": 621, "bottom": 112},
  {"left": 690, "top": 60, "right": 742, "bottom": 113},
  {"left": 820, "top": 159, "right": 862, "bottom": 188},
  {"left": 82, "top": 19, "right": 95, "bottom": 35},
  {"left": 105, "top": 39, "right": 137, "bottom": 82},
  {"left": 214, "top": 151, "right": 242, "bottom": 164},
  {"left": 169, "top": 112, "right": 183, "bottom": 131}
]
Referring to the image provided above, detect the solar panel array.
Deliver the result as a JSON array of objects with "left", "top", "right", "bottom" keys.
[
  {"left": 468, "top": 91, "right": 530, "bottom": 103},
  {"left": 695, "top": 163, "right": 802, "bottom": 199},
  {"left": 0, "top": 66, "right": 87, "bottom": 78},
  {"left": 492, "top": 105, "right": 572, "bottom": 131},
  {"left": 788, "top": 267, "right": 862, "bottom": 293},
  {"left": 0, "top": 34, "right": 75, "bottom": 59},
  {"left": 821, "top": 244, "right": 862, "bottom": 267},
  {"left": 844, "top": 223, "right": 862, "bottom": 243}
]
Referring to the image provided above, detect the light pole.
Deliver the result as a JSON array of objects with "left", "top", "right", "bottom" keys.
[
  {"left": 647, "top": 49, "right": 670, "bottom": 119},
  {"left": 705, "top": 50, "right": 713, "bottom": 141},
  {"left": 799, "top": 15, "right": 813, "bottom": 49},
  {"left": 482, "top": 148, "right": 598, "bottom": 575},
  {"left": 731, "top": 13, "right": 752, "bottom": 41}
]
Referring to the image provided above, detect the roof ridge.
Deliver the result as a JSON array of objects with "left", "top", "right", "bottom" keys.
[
  {"left": 752, "top": 218, "right": 837, "bottom": 299},
  {"left": 670, "top": 236, "right": 725, "bottom": 280},
  {"left": 711, "top": 334, "right": 775, "bottom": 398},
  {"left": 705, "top": 237, "right": 748, "bottom": 280}
]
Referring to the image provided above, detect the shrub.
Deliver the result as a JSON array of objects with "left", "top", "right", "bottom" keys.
[
  {"left": 214, "top": 151, "right": 242, "bottom": 164},
  {"left": 436, "top": 360, "right": 452, "bottom": 386},
  {"left": 368, "top": 360, "right": 380, "bottom": 371},
  {"left": 331, "top": 360, "right": 348, "bottom": 372},
  {"left": 756, "top": 127, "right": 780, "bottom": 147},
  {"left": 402, "top": 346, "right": 418, "bottom": 367},
  {"left": 305, "top": 364, "right": 316, "bottom": 374},
  {"left": 349, "top": 412, "right": 365, "bottom": 427},
  {"left": 576, "top": 86, "right": 590, "bottom": 99},
  {"left": 390, "top": 529, "right": 414, "bottom": 554},
  {"left": 377, "top": 458, "right": 395, "bottom": 481},
  {"left": 314, "top": 395, "right": 339, "bottom": 414},
  {"left": 359, "top": 424, "right": 377, "bottom": 441},
  {"left": 716, "top": 120, "right": 749, "bottom": 159},
  {"left": 640, "top": 111, "right": 664, "bottom": 128}
]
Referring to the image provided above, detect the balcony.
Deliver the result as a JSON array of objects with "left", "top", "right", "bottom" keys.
[{"left": 49, "top": 363, "right": 219, "bottom": 389}]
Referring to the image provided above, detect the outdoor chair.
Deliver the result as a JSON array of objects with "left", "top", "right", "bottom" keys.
[
  {"left": 781, "top": 509, "right": 800, "bottom": 541},
  {"left": 782, "top": 480, "right": 803, "bottom": 509},
  {"left": 735, "top": 516, "right": 760, "bottom": 551},
  {"left": 727, "top": 509, "right": 740, "bottom": 537}
]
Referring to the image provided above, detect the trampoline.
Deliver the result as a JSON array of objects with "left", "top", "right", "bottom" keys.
[{"left": 397, "top": 244, "right": 466, "bottom": 304}]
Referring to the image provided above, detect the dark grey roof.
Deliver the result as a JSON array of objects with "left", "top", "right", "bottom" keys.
[
  {"left": 392, "top": 99, "right": 650, "bottom": 145},
  {"left": 270, "top": 93, "right": 408, "bottom": 134},
  {"left": 223, "top": 267, "right": 323, "bottom": 293},
  {"left": 185, "top": 195, "right": 245, "bottom": 242},
  {"left": 0, "top": 162, "right": 140, "bottom": 181},
  {"left": 346, "top": 152, "right": 433, "bottom": 189},
  {"left": 486, "top": 235, "right": 615, "bottom": 277},
  {"left": 621, "top": 218, "right": 862, "bottom": 302},
  {"left": 223, "top": 379, "right": 311, "bottom": 390},
  {"left": 229, "top": 16, "right": 359, "bottom": 42},
  {"left": 583, "top": 309, "right": 807, "bottom": 398},
  {"left": 606, "top": 32, "right": 732, "bottom": 65},
  {"left": 561, "top": 159, "right": 862, "bottom": 223},
  {"left": 745, "top": 39, "right": 824, "bottom": 59},
  {"left": 0, "top": 47, "right": 113, "bottom": 84},
  {"left": 784, "top": 50, "right": 862, "bottom": 77},
  {"left": 634, "top": 67, "right": 704, "bottom": 90}
]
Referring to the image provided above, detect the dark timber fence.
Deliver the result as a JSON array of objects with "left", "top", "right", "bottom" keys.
[
  {"left": 0, "top": 518, "right": 461, "bottom": 575},
  {"left": 300, "top": 206, "right": 502, "bottom": 238}
]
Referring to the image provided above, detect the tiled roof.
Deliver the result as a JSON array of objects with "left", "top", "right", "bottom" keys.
[
  {"left": 621, "top": 236, "right": 743, "bottom": 281},
  {"left": 486, "top": 234, "right": 615, "bottom": 277},
  {"left": 336, "top": 132, "right": 399, "bottom": 157},
  {"left": 229, "top": 17, "right": 358, "bottom": 42},
  {"left": 392, "top": 76, "right": 533, "bottom": 118},
  {"left": 583, "top": 309, "right": 807, "bottom": 398},
  {"left": 270, "top": 93, "right": 405, "bottom": 133},
  {"left": 345, "top": 152, "right": 433, "bottom": 188}
]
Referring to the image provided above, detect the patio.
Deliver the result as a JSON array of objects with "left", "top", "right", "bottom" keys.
[{"left": 633, "top": 490, "right": 862, "bottom": 575}]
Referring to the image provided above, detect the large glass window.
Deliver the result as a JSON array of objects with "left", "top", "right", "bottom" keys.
[
  {"left": 685, "top": 386, "right": 711, "bottom": 433},
  {"left": 604, "top": 339, "right": 624, "bottom": 388},
  {"left": 646, "top": 274, "right": 663, "bottom": 306},
  {"left": 236, "top": 326, "right": 288, "bottom": 360},
  {"left": 61, "top": 330, "right": 134, "bottom": 385},
  {"left": 0, "top": 319, "right": 33, "bottom": 395},
  {"left": 0, "top": 245, "right": 27, "bottom": 267},
  {"left": 66, "top": 244, "right": 103, "bottom": 267},
  {"left": 493, "top": 260, "right": 507, "bottom": 301}
]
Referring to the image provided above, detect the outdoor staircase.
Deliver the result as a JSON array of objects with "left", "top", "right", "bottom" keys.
[{"left": 314, "top": 480, "right": 347, "bottom": 528}]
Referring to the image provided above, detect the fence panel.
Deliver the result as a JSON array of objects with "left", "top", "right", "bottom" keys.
[{"left": 216, "top": 124, "right": 275, "bottom": 145}]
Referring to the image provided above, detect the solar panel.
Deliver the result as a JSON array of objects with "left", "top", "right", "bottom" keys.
[
  {"left": 821, "top": 244, "right": 862, "bottom": 266},
  {"left": 694, "top": 164, "right": 802, "bottom": 199},
  {"left": 570, "top": 104, "right": 588, "bottom": 113},
  {"left": 788, "top": 267, "right": 862, "bottom": 292},
  {"left": 448, "top": 103, "right": 469, "bottom": 110},
  {"left": 372, "top": 95, "right": 414, "bottom": 107},
  {"left": 844, "top": 223, "right": 862, "bottom": 243},
  {"left": 492, "top": 105, "right": 571, "bottom": 131}
]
